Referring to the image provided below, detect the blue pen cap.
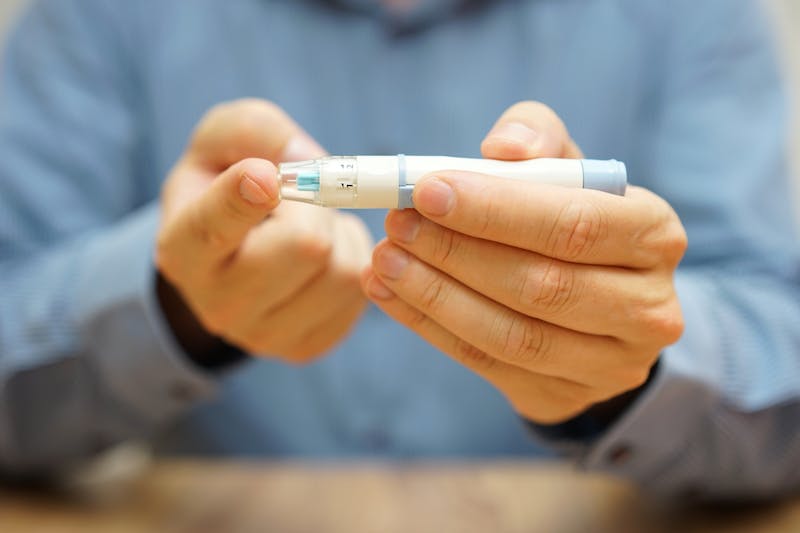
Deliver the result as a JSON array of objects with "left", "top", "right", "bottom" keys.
[{"left": 581, "top": 159, "right": 627, "bottom": 196}]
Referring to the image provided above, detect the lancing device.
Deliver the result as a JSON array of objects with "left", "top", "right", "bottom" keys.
[{"left": 278, "top": 155, "right": 627, "bottom": 209}]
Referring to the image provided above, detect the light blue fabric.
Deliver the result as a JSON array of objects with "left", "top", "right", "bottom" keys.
[{"left": 1, "top": 0, "right": 799, "bottom": 498}]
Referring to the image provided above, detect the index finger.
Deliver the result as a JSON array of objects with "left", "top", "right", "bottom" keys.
[
  {"left": 411, "top": 172, "right": 685, "bottom": 268},
  {"left": 188, "top": 99, "right": 325, "bottom": 171}
]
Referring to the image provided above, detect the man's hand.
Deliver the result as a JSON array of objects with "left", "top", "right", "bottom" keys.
[
  {"left": 156, "top": 99, "right": 372, "bottom": 364},
  {"left": 362, "top": 102, "right": 687, "bottom": 423}
]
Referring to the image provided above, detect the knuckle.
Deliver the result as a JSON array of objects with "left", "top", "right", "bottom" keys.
[
  {"left": 547, "top": 201, "right": 605, "bottom": 261},
  {"left": 634, "top": 200, "right": 688, "bottom": 266},
  {"left": 226, "top": 99, "right": 287, "bottom": 156},
  {"left": 638, "top": 299, "right": 685, "bottom": 345},
  {"left": 203, "top": 101, "right": 230, "bottom": 125},
  {"left": 509, "top": 100, "right": 555, "bottom": 120},
  {"left": 248, "top": 98, "right": 282, "bottom": 115},
  {"left": 227, "top": 98, "right": 281, "bottom": 121},
  {"left": 474, "top": 189, "right": 507, "bottom": 237},
  {"left": 431, "top": 228, "right": 461, "bottom": 266},
  {"left": 452, "top": 339, "right": 498, "bottom": 373},
  {"left": 230, "top": 97, "right": 266, "bottom": 110},
  {"left": 492, "top": 314, "right": 552, "bottom": 367},
  {"left": 418, "top": 275, "right": 451, "bottom": 315},
  {"left": 519, "top": 259, "right": 578, "bottom": 316},
  {"left": 404, "top": 307, "right": 431, "bottom": 331},
  {"left": 663, "top": 220, "right": 688, "bottom": 263},
  {"left": 236, "top": 99, "right": 283, "bottom": 128},
  {"left": 631, "top": 228, "right": 662, "bottom": 264},
  {"left": 191, "top": 99, "right": 292, "bottom": 168}
]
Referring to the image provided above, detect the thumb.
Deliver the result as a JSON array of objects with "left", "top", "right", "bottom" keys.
[
  {"left": 480, "top": 101, "right": 583, "bottom": 161},
  {"left": 157, "top": 158, "right": 280, "bottom": 271}
]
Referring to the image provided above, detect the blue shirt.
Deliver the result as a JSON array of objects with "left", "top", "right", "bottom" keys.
[{"left": 1, "top": 0, "right": 799, "bottom": 498}]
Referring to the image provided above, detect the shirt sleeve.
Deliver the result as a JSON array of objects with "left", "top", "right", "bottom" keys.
[
  {"left": 0, "top": 0, "right": 219, "bottom": 477},
  {"left": 529, "top": 0, "right": 800, "bottom": 499}
]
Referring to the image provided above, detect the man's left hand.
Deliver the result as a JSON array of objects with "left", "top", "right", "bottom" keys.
[{"left": 362, "top": 101, "right": 687, "bottom": 424}]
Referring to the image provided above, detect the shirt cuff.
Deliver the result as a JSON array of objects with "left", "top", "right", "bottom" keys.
[
  {"left": 526, "top": 271, "right": 722, "bottom": 492},
  {"left": 73, "top": 203, "right": 219, "bottom": 426}
]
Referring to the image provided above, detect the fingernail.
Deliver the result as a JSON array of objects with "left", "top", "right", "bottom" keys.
[
  {"left": 386, "top": 209, "right": 421, "bottom": 244},
  {"left": 374, "top": 245, "right": 409, "bottom": 280},
  {"left": 414, "top": 177, "right": 454, "bottom": 217},
  {"left": 487, "top": 122, "right": 538, "bottom": 148},
  {"left": 366, "top": 275, "right": 395, "bottom": 300},
  {"left": 239, "top": 172, "right": 274, "bottom": 204},
  {"left": 281, "top": 133, "right": 325, "bottom": 162}
]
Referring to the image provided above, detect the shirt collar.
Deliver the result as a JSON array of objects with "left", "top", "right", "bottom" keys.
[{"left": 317, "top": 0, "right": 487, "bottom": 31}]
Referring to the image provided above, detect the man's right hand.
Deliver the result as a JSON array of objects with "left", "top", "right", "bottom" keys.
[{"left": 155, "top": 100, "right": 372, "bottom": 364}]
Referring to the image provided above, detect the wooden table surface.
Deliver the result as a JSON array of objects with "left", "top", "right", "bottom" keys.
[{"left": 1, "top": 460, "right": 799, "bottom": 533}]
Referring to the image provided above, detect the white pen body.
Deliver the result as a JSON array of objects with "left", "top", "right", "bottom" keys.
[
  {"left": 278, "top": 155, "right": 626, "bottom": 209},
  {"left": 404, "top": 156, "right": 584, "bottom": 186},
  {"left": 349, "top": 156, "right": 586, "bottom": 209}
]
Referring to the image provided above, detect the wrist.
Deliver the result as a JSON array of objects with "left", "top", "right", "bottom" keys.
[
  {"left": 530, "top": 359, "right": 661, "bottom": 442},
  {"left": 155, "top": 270, "right": 247, "bottom": 371}
]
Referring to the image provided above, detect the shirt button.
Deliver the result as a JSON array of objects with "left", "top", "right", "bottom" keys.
[{"left": 606, "top": 443, "right": 634, "bottom": 466}]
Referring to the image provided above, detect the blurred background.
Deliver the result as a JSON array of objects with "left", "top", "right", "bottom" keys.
[{"left": 1, "top": 0, "right": 798, "bottom": 212}]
